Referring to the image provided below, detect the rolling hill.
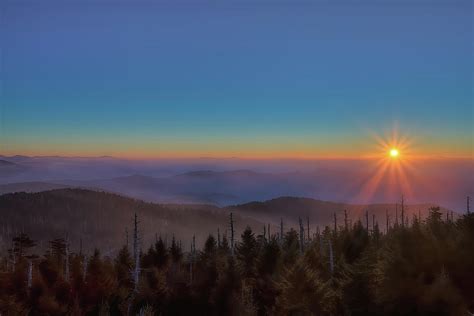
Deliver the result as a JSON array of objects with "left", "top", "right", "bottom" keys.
[
  {"left": 0, "top": 159, "right": 27, "bottom": 177},
  {"left": 0, "top": 189, "right": 456, "bottom": 255},
  {"left": 229, "top": 196, "right": 454, "bottom": 230},
  {"left": 0, "top": 189, "right": 263, "bottom": 255},
  {"left": 0, "top": 155, "right": 471, "bottom": 210},
  {"left": 0, "top": 181, "right": 70, "bottom": 195},
  {"left": 54, "top": 170, "right": 297, "bottom": 205}
]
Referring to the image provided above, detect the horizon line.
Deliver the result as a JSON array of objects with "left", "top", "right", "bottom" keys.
[{"left": 1, "top": 153, "right": 472, "bottom": 161}]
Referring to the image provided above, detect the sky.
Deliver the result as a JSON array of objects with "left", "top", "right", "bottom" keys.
[{"left": 1, "top": 0, "right": 472, "bottom": 159}]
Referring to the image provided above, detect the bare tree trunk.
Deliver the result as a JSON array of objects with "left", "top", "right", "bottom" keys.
[
  {"left": 467, "top": 196, "right": 470, "bottom": 214},
  {"left": 125, "top": 228, "right": 129, "bottom": 250},
  {"left": 319, "top": 231, "right": 323, "bottom": 254},
  {"left": 189, "top": 241, "right": 193, "bottom": 284},
  {"left": 306, "top": 217, "right": 310, "bottom": 242},
  {"left": 11, "top": 240, "right": 16, "bottom": 272},
  {"left": 190, "top": 235, "right": 196, "bottom": 284},
  {"left": 401, "top": 195, "right": 405, "bottom": 228},
  {"left": 372, "top": 214, "right": 376, "bottom": 233},
  {"left": 230, "top": 213, "right": 235, "bottom": 256},
  {"left": 299, "top": 217, "right": 304, "bottom": 253},
  {"left": 133, "top": 213, "right": 140, "bottom": 292},
  {"left": 27, "top": 260, "right": 33, "bottom": 288},
  {"left": 280, "top": 218, "right": 284, "bottom": 245},
  {"left": 366, "top": 210, "right": 369, "bottom": 235},
  {"left": 83, "top": 255, "right": 88, "bottom": 282},
  {"left": 344, "top": 210, "right": 348, "bottom": 231},
  {"left": 328, "top": 238, "right": 334, "bottom": 276},
  {"left": 395, "top": 203, "right": 399, "bottom": 227},
  {"left": 65, "top": 240, "right": 70, "bottom": 282}
]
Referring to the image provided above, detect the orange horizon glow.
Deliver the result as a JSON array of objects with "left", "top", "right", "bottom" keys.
[
  {"left": 1, "top": 126, "right": 472, "bottom": 161},
  {"left": 1, "top": 147, "right": 472, "bottom": 161},
  {"left": 1, "top": 149, "right": 472, "bottom": 161}
]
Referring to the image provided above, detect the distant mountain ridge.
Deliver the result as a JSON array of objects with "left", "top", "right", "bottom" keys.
[
  {"left": 0, "top": 159, "right": 17, "bottom": 166},
  {"left": 0, "top": 189, "right": 457, "bottom": 254},
  {"left": 1, "top": 168, "right": 468, "bottom": 211},
  {"left": 0, "top": 181, "right": 70, "bottom": 195},
  {"left": 1, "top": 170, "right": 287, "bottom": 205},
  {"left": 1, "top": 155, "right": 472, "bottom": 210},
  {"left": 176, "top": 169, "right": 262, "bottom": 178},
  {"left": 0, "top": 159, "right": 27, "bottom": 176},
  {"left": 230, "top": 196, "right": 454, "bottom": 229}
]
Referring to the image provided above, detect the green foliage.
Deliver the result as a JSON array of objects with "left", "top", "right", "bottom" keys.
[
  {"left": 236, "top": 227, "right": 259, "bottom": 279},
  {"left": 276, "top": 258, "right": 336, "bottom": 315},
  {"left": 282, "top": 228, "right": 300, "bottom": 267},
  {"left": 0, "top": 213, "right": 473, "bottom": 315}
]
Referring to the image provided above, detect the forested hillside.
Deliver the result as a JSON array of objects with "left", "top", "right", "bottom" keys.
[
  {"left": 0, "top": 189, "right": 263, "bottom": 254},
  {"left": 0, "top": 189, "right": 456, "bottom": 256},
  {"left": 0, "top": 207, "right": 472, "bottom": 315},
  {"left": 230, "top": 196, "right": 453, "bottom": 228}
]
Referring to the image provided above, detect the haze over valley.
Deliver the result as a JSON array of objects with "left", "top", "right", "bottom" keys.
[{"left": 0, "top": 155, "right": 471, "bottom": 211}]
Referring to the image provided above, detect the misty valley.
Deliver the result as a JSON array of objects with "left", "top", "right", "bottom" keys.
[
  {"left": 1, "top": 0, "right": 472, "bottom": 314},
  {"left": 0, "top": 173, "right": 472, "bottom": 315}
]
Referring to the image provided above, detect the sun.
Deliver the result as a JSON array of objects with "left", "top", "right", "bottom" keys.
[
  {"left": 390, "top": 148, "right": 399, "bottom": 158},
  {"left": 356, "top": 127, "right": 418, "bottom": 205}
]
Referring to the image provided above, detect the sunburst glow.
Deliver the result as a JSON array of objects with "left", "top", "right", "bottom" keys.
[{"left": 355, "top": 126, "right": 420, "bottom": 205}]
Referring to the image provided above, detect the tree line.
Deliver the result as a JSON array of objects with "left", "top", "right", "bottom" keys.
[{"left": 0, "top": 203, "right": 473, "bottom": 315}]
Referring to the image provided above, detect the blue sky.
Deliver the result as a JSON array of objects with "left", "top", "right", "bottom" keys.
[{"left": 1, "top": 0, "right": 472, "bottom": 158}]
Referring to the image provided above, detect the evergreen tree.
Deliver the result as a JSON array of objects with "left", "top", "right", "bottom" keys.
[
  {"left": 282, "top": 228, "right": 300, "bottom": 267},
  {"left": 154, "top": 237, "right": 168, "bottom": 269},
  {"left": 276, "top": 258, "right": 335, "bottom": 315},
  {"left": 170, "top": 236, "right": 183, "bottom": 264},
  {"left": 235, "top": 227, "right": 258, "bottom": 279},
  {"left": 12, "top": 233, "right": 37, "bottom": 258}
]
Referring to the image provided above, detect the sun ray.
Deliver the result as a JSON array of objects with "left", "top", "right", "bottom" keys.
[{"left": 357, "top": 127, "right": 419, "bottom": 204}]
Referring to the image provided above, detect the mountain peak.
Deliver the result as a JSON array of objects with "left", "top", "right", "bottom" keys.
[
  {"left": 178, "top": 169, "right": 261, "bottom": 178},
  {"left": 0, "top": 159, "right": 18, "bottom": 167}
]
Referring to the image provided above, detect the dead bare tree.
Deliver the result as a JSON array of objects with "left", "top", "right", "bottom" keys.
[
  {"left": 229, "top": 213, "right": 235, "bottom": 256},
  {"left": 132, "top": 213, "right": 140, "bottom": 292},
  {"left": 280, "top": 218, "right": 284, "bottom": 245},
  {"left": 306, "top": 217, "right": 310, "bottom": 242},
  {"left": 328, "top": 238, "right": 334, "bottom": 276},
  {"left": 299, "top": 217, "right": 304, "bottom": 253},
  {"left": 344, "top": 210, "right": 348, "bottom": 231},
  {"left": 27, "top": 260, "right": 33, "bottom": 288},
  {"left": 401, "top": 195, "right": 405, "bottom": 228},
  {"left": 366, "top": 210, "right": 369, "bottom": 234}
]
